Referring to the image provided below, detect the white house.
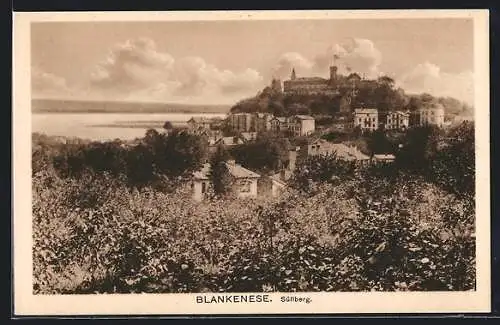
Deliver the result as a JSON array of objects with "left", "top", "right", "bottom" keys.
[
  {"left": 305, "top": 138, "right": 371, "bottom": 165},
  {"left": 354, "top": 108, "right": 378, "bottom": 131},
  {"left": 385, "top": 111, "right": 409, "bottom": 130},
  {"left": 191, "top": 160, "right": 261, "bottom": 201},
  {"left": 418, "top": 106, "right": 445, "bottom": 127},
  {"left": 289, "top": 115, "right": 316, "bottom": 136}
]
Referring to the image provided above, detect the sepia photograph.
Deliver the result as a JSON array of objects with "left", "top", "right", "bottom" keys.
[{"left": 13, "top": 10, "right": 490, "bottom": 315}]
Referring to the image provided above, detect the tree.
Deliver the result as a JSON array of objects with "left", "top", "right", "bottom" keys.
[
  {"left": 367, "top": 129, "right": 394, "bottom": 157},
  {"left": 163, "top": 121, "right": 174, "bottom": 130},
  {"left": 156, "top": 130, "right": 208, "bottom": 178},
  {"left": 396, "top": 126, "right": 442, "bottom": 173},
  {"left": 230, "top": 135, "right": 290, "bottom": 174},
  {"left": 209, "top": 144, "right": 234, "bottom": 197}
]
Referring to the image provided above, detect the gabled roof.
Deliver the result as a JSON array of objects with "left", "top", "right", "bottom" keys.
[
  {"left": 272, "top": 117, "right": 288, "bottom": 123},
  {"left": 187, "top": 117, "right": 211, "bottom": 123},
  {"left": 354, "top": 108, "right": 378, "bottom": 114},
  {"left": 373, "top": 154, "right": 396, "bottom": 160},
  {"left": 294, "top": 115, "right": 315, "bottom": 120},
  {"left": 193, "top": 162, "right": 261, "bottom": 180},
  {"left": 215, "top": 136, "right": 244, "bottom": 146},
  {"left": 310, "top": 140, "right": 370, "bottom": 161},
  {"left": 240, "top": 132, "right": 258, "bottom": 141}
]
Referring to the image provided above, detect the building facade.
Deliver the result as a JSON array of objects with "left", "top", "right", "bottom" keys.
[
  {"left": 354, "top": 108, "right": 379, "bottom": 131},
  {"left": 187, "top": 117, "right": 212, "bottom": 130},
  {"left": 385, "top": 111, "right": 409, "bottom": 130},
  {"left": 192, "top": 160, "right": 260, "bottom": 201},
  {"left": 270, "top": 117, "right": 288, "bottom": 132},
  {"left": 288, "top": 115, "right": 316, "bottom": 136},
  {"left": 227, "top": 113, "right": 254, "bottom": 132},
  {"left": 253, "top": 112, "right": 274, "bottom": 132},
  {"left": 418, "top": 107, "right": 445, "bottom": 127},
  {"left": 283, "top": 63, "right": 340, "bottom": 95}
]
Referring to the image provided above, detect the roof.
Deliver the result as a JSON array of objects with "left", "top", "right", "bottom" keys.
[
  {"left": 373, "top": 154, "right": 396, "bottom": 160},
  {"left": 293, "top": 77, "right": 327, "bottom": 82},
  {"left": 310, "top": 140, "right": 370, "bottom": 161},
  {"left": 273, "top": 117, "right": 288, "bottom": 123},
  {"left": 187, "top": 117, "right": 211, "bottom": 123},
  {"left": 355, "top": 108, "right": 378, "bottom": 114},
  {"left": 240, "top": 132, "right": 257, "bottom": 141},
  {"left": 215, "top": 136, "right": 244, "bottom": 146},
  {"left": 255, "top": 112, "right": 272, "bottom": 118},
  {"left": 294, "top": 115, "right": 315, "bottom": 120},
  {"left": 393, "top": 111, "right": 410, "bottom": 116},
  {"left": 269, "top": 173, "right": 287, "bottom": 186},
  {"left": 193, "top": 162, "right": 261, "bottom": 180}
]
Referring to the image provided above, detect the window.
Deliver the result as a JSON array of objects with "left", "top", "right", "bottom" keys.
[
  {"left": 201, "top": 181, "right": 207, "bottom": 193},
  {"left": 239, "top": 180, "right": 252, "bottom": 193}
]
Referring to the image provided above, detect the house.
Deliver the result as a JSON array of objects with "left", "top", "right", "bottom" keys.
[
  {"left": 270, "top": 117, "right": 288, "bottom": 132},
  {"left": 214, "top": 136, "right": 246, "bottom": 147},
  {"left": 253, "top": 113, "right": 274, "bottom": 132},
  {"left": 257, "top": 173, "right": 287, "bottom": 198},
  {"left": 192, "top": 160, "right": 261, "bottom": 201},
  {"left": 304, "top": 138, "right": 371, "bottom": 165},
  {"left": 227, "top": 113, "right": 254, "bottom": 132},
  {"left": 354, "top": 108, "right": 378, "bottom": 131},
  {"left": 289, "top": 115, "right": 316, "bottom": 136},
  {"left": 187, "top": 117, "right": 212, "bottom": 130},
  {"left": 385, "top": 111, "right": 409, "bottom": 130},
  {"left": 240, "top": 132, "right": 258, "bottom": 142},
  {"left": 418, "top": 106, "right": 445, "bottom": 127},
  {"left": 373, "top": 154, "right": 396, "bottom": 163}
]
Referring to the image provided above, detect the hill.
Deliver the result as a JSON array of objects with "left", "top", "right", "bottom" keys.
[{"left": 230, "top": 76, "right": 473, "bottom": 121}]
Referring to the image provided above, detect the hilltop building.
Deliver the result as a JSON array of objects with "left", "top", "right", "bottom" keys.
[{"left": 283, "top": 65, "right": 340, "bottom": 95}]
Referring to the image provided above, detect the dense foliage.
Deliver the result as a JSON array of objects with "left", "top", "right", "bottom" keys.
[
  {"left": 229, "top": 133, "right": 291, "bottom": 175},
  {"left": 33, "top": 129, "right": 208, "bottom": 189},
  {"left": 32, "top": 123, "right": 475, "bottom": 294}
]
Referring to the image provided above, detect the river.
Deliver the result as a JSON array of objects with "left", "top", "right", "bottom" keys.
[{"left": 32, "top": 113, "right": 227, "bottom": 141}]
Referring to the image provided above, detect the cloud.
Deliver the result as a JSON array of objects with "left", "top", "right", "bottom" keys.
[
  {"left": 272, "top": 52, "right": 314, "bottom": 79},
  {"left": 89, "top": 38, "right": 263, "bottom": 103},
  {"left": 313, "top": 38, "right": 382, "bottom": 78},
  {"left": 399, "top": 62, "right": 474, "bottom": 104},
  {"left": 272, "top": 38, "right": 383, "bottom": 81},
  {"left": 31, "top": 68, "right": 72, "bottom": 98}
]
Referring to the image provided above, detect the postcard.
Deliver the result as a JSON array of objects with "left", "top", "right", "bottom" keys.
[{"left": 13, "top": 9, "right": 490, "bottom": 315}]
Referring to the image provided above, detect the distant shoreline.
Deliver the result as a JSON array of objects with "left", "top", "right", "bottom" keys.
[
  {"left": 33, "top": 110, "right": 229, "bottom": 114},
  {"left": 31, "top": 98, "right": 231, "bottom": 114}
]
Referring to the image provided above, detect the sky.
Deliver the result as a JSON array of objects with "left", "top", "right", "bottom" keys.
[{"left": 31, "top": 18, "right": 474, "bottom": 105}]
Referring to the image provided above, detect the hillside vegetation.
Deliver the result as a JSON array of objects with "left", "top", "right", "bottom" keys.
[
  {"left": 32, "top": 122, "right": 475, "bottom": 293},
  {"left": 230, "top": 76, "right": 473, "bottom": 120}
]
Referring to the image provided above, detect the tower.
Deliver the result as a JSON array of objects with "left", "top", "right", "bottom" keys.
[
  {"left": 271, "top": 78, "right": 282, "bottom": 93},
  {"left": 291, "top": 68, "right": 296, "bottom": 80},
  {"left": 329, "top": 66, "right": 338, "bottom": 83}
]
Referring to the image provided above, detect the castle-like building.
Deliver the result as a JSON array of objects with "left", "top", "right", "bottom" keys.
[{"left": 281, "top": 65, "right": 340, "bottom": 95}]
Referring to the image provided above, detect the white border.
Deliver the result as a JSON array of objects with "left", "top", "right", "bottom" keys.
[{"left": 13, "top": 10, "right": 491, "bottom": 315}]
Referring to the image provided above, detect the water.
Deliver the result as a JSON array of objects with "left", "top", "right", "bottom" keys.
[{"left": 32, "top": 113, "right": 227, "bottom": 141}]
